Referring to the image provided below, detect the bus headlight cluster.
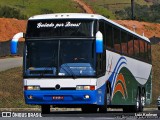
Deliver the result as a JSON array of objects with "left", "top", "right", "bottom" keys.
[
  {"left": 76, "top": 85, "right": 95, "bottom": 90},
  {"left": 24, "top": 86, "right": 40, "bottom": 90}
]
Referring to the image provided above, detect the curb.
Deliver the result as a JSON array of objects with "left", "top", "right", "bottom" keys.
[{"left": 0, "top": 108, "right": 157, "bottom": 112}]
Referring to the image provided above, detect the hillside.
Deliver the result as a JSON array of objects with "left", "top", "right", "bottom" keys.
[
  {"left": 0, "top": 0, "right": 84, "bottom": 19},
  {"left": 0, "top": 18, "right": 26, "bottom": 42},
  {"left": 83, "top": 0, "right": 153, "bottom": 19}
]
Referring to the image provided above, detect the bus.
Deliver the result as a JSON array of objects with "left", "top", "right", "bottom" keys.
[{"left": 11, "top": 13, "right": 152, "bottom": 113}]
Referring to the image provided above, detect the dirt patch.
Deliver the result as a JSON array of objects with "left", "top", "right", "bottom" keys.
[
  {"left": 115, "top": 20, "right": 160, "bottom": 38},
  {"left": 0, "top": 18, "right": 27, "bottom": 42},
  {"left": 73, "top": 0, "right": 95, "bottom": 13}
]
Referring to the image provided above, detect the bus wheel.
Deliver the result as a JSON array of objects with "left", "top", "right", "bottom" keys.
[
  {"left": 81, "top": 106, "right": 97, "bottom": 113},
  {"left": 158, "top": 107, "right": 160, "bottom": 110},
  {"left": 41, "top": 105, "right": 50, "bottom": 114},
  {"left": 123, "top": 106, "right": 130, "bottom": 113},
  {"left": 99, "top": 85, "right": 111, "bottom": 113},
  {"left": 141, "top": 88, "right": 146, "bottom": 107},
  {"left": 135, "top": 88, "right": 143, "bottom": 112},
  {"left": 124, "top": 88, "right": 142, "bottom": 113}
]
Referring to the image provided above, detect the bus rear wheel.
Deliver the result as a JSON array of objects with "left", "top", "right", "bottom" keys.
[
  {"left": 123, "top": 88, "right": 143, "bottom": 113},
  {"left": 41, "top": 105, "right": 50, "bottom": 114}
]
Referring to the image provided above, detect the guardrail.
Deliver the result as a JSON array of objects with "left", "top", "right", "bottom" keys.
[{"left": 0, "top": 41, "right": 24, "bottom": 57}]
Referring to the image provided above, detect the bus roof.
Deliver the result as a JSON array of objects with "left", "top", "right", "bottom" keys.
[{"left": 29, "top": 13, "right": 150, "bottom": 42}]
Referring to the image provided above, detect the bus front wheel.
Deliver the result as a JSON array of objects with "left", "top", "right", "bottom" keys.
[
  {"left": 99, "top": 84, "right": 111, "bottom": 113},
  {"left": 81, "top": 106, "right": 97, "bottom": 113},
  {"left": 41, "top": 105, "right": 50, "bottom": 114}
]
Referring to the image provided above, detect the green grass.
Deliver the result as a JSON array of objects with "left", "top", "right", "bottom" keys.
[
  {"left": 0, "top": 67, "right": 38, "bottom": 108},
  {"left": 83, "top": 0, "right": 152, "bottom": 19},
  {"left": 0, "top": 44, "right": 160, "bottom": 108},
  {"left": 0, "top": 0, "right": 84, "bottom": 18}
]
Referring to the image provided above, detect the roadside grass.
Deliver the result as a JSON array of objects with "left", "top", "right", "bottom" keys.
[
  {"left": 0, "top": 0, "right": 83, "bottom": 19},
  {"left": 0, "top": 67, "right": 38, "bottom": 108},
  {"left": 151, "top": 44, "right": 160, "bottom": 105},
  {"left": 0, "top": 44, "right": 159, "bottom": 108}
]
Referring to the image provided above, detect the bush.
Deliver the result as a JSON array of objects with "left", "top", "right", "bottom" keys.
[
  {"left": 115, "top": 3, "right": 160, "bottom": 23},
  {"left": 0, "top": 5, "right": 27, "bottom": 19},
  {"left": 40, "top": 8, "right": 54, "bottom": 14}
]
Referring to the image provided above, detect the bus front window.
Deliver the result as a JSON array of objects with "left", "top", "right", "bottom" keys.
[
  {"left": 26, "top": 41, "right": 58, "bottom": 76},
  {"left": 59, "top": 40, "right": 96, "bottom": 76},
  {"left": 25, "top": 40, "right": 96, "bottom": 77}
]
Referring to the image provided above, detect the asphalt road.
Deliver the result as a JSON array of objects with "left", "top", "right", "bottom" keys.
[
  {"left": 0, "top": 108, "right": 160, "bottom": 120},
  {"left": 0, "top": 57, "right": 23, "bottom": 72}
]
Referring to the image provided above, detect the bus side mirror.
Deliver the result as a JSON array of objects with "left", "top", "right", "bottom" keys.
[
  {"left": 10, "top": 32, "right": 25, "bottom": 54},
  {"left": 96, "top": 31, "right": 103, "bottom": 53}
]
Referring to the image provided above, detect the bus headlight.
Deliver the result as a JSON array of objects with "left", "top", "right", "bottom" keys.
[
  {"left": 76, "top": 85, "right": 95, "bottom": 90},
  {"left": 24, "top": 86, "right": 40, "bottom": 90}
]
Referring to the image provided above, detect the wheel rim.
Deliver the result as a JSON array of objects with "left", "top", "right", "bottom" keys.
[
  {"left": 141, "top": 96, "right": 145, "bottom": 106},
  {"left": 107, "top": 93, "right": 110, "bottom": 105},
  {"left": 136, "top": 99, "right": 139, "bottom": 110}
]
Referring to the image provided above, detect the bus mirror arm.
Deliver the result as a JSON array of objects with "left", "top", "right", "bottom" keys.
[
  {"left": 96, "top": 31, "right": 103, "bottom": 53},
  {"left": 10, "top": 32, "right": 25, "bottom": 54}
]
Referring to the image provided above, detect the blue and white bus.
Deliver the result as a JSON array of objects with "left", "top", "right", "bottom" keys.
[{"left": 11, "top": 13, "right": 152, "bottom": 113}]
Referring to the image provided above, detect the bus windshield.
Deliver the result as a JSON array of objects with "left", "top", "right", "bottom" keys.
[
  {"left": 25, "top": 39, "right": 96, "bottom": 77},
  {"left": 26, "top": 19, "right": 95, "bottom": 38}
]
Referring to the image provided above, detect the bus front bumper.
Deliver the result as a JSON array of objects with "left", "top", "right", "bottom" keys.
[{"left": 24, "top": 90, "right": 97, "bottom": 105}]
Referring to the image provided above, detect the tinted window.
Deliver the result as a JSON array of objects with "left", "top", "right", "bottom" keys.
[
  {"left": 128, "top": 35, "right": 134, "bottom": 56},
  {"left": 121, "top": 31, "right": 128, "bottom": 54},
  {"left": 148, "top": 44, "right": 151, "bottom": 62},
  {"left": 105, "top": 23, "right": 114, "bottom": 49},
  {"left": 139, "top": 40, "right": 145, "bottom": 59},
  {"left": 26, "top": 19, "right": 95, "bottom": 37},
  {"left": 113, "top": 27, "right": 121, "bottom": 52},
  {"left": 134, "top": 37, "right": 140, "bottom": 58}
]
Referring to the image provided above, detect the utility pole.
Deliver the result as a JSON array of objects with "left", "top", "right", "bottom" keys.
[{"left": 131, "top": 0, "right": 135, "bottom": 20}]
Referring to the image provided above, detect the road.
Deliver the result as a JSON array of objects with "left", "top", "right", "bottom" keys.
[
  {"left": 0, "top": 57, "right": 23, "bottom": 72},
  {"left": 0, "top": 108, "right": 160, "bottom": 120}
]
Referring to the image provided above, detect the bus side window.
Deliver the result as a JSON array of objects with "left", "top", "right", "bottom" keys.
[
  {"left": 139, "top": 40, "right": 145, "bottom": 60},
  {"left": 113, "top": 27, "right": 121, "bottom": 52},
  {"left": 148, "top": 44, "right": 151, "bottom": 63},
  {"left": 105, "top": 23, "right": 114, "bottom": 49},
  {"left": 128, "top": 35, "right": 134, "bottom": 56},
  {"left": 99, "top": 20, "right": 106, "bottom": 47},
  {"left": 144, "top": 42, "right": 148, "bottom": 61},
  {"left": 121, "top": 31, "right": 128, "bottom": 54},
  {"left": 134, "top": 37, "right": 140, "bottom": 58}
]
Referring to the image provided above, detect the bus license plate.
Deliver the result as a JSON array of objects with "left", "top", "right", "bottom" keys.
[{"left": 52, "top": 96, "right": 64, "bottom": 100}]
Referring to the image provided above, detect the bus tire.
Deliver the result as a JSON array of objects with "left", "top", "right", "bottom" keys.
[
  {"left": 99, "top": 84, "right": 111, "bottom": 113},
  {"left": 41, "top": 105, "right": 50, "bottom": 114},
  {"left": 141, "top": 88, "right": 146, "bottom": 107},
  {"left": 81, "top": 106, "right": 97, "bottom": 113},
  {"left": 123, "top": 88, "right": 142, "bottom": 113},
  {"left": 99, "top": 93, "right": 107, "bottom": 113},
  {"left": 123, "top": 106, "right": 131, "bottom": 113},
  {"left": 135, "top": 87, "right": 143, "bottom": 112},
  {"left": 158, "top": 107, "right": 160, "bottom": 110}
]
